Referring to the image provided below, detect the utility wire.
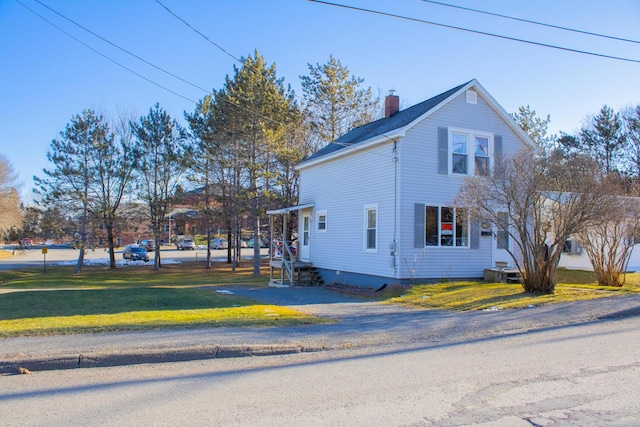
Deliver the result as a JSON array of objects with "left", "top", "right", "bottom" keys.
[
  {"left": 18, "top": 0, "right": 392, "bottom": 156},
  {"left": 15, "top": 0, "right": 198, "bottom": 103},
  {"left": 17, "top": 0, "right": 299, "bottom": 132},
  {"left": 151, "top": 0, "right": 401, "bottom": 154},
  {"left": 32, "top": 0, "right": 211, "bottom": 94},
  {"left": 153, "top": 0, "right": 242, "bottom": 64},
  {"left": 421, "top": 0, "right": 640, "bottom": 45},
  {"left": 309, "top": 0, "right": 640, "bottom": 64},
  {"left": 153, "top": 0, "right": 335, "bottom": 118}
]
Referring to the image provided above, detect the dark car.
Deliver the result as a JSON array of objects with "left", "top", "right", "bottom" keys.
[
  {"left": 139, "top": 239, "right": 155, "bottom": 251},
  {"left": 123, "top": 245, "right": 150, "bottom": 262}
]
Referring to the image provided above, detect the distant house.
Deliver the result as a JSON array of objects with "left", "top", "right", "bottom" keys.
[{"left": 269, "top": 79, "right": 535, "bottom": 288}]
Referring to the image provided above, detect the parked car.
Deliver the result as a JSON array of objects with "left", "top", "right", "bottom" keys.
[
  {"left": 176, "top": 238, "right": 196, "bottom": 250},
  {"left": 210, "top": 238, "right": 229, "bottom": 249},
  {"left": 122, "top": 245, "right": 150, "bottom": 262},
  {"left": 19, "top": 238, "right": 33, "bottom": 246},
  {"left": 139, "top": 239, "right": 155, "bottom": 251}
]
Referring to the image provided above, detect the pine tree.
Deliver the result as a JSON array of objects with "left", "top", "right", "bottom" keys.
[
  {"left": 207, "top": 50, "right": 299, "bottom": 275},
  {"left": 580, "top": 105, "right": 626, "bottom": 175},
  {"left": 301, "top": 55, "right": 380, "bottom": 150},
  {"left": 132, "top": 103, "right": 190, "bottom": 271}
]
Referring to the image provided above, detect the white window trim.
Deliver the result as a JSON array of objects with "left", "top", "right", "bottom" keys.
[
  {"left": 316, "top": 210, "right": 327, "bottom": 233},
  {"left": 448, "top": 127, "right": 494, "bottom": 176},
  {"left": 364, "top": 204, "right": 378, "bottom": 253}
]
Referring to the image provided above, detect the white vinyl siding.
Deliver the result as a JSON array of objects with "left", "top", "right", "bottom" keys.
[{"left": 298, "top": 141, "right": 395, "bottom": 278}]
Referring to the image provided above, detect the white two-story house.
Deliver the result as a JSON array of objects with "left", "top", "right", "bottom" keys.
[{"left": 270, "top": 79, "right": 535, "bottom": 288}]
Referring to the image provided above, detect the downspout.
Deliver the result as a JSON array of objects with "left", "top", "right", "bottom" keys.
[{"left": 391, "top": 140, "right": 398, "bottom": 277}]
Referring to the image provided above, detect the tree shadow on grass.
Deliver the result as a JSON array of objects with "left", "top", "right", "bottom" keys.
[{"left": 0, "top": 287, "right": 256, "bottom": 320}]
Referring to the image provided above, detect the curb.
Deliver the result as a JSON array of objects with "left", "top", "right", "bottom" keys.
[{"left": 1, "top": 344, "right": 328, "bottom": 375}]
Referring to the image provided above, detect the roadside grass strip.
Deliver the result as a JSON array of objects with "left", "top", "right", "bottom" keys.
[
  {"left": 0, "top": 264, "right": 327, "bottom": 337},
  {"left": 389, "top": 271, "right": 640, "bottom": 311},
  {"left": 0, "top": 305, "right": 322, "bottom": 338},
  {"left": 0, "top": 262, "right": 272, "bottom": 289}
]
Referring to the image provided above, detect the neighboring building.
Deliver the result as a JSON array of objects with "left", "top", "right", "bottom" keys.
[
  {"left": 270, "top": 79, "right": 535, "bottom": 288},
  {"left": 558, "top": 238, "right": 640, "bottom": 272}
]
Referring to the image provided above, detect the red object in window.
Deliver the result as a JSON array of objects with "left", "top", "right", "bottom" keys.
[{"left": 441, "top": 223, "right": 453, "bottom": 231}]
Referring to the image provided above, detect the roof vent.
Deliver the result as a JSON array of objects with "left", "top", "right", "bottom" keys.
[{"left": 466, "top": 90, "right": 477, "bottom": 104}]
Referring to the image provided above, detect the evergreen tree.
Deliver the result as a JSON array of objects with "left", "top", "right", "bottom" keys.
[
  {"left": 185, "top": 94, "right": 221, "bottom": 268},
  {"left": 511, "top": 105, "right": 552, "bottom": 150},
  {"left": 579, "top": 105, "right": 626, "bottom": 175},
  {"left": 132, "top": 103, "right": 190, "bottom": 271},
  {"left": 35, "top": 110, "right": 136, "bottom": 269},
  {"left": 301, "top": 55, "right": 380, "bottom": 150},
  {"left": 623, "top": 104, "right": 640, "bottom": 178},
  {"left": 208, "top": 50, "right": 299, "bottom": 275}
]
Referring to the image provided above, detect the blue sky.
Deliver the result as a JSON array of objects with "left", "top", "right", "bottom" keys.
[{"left": 1, "top": 0, "right": 639, "bottom": 203}]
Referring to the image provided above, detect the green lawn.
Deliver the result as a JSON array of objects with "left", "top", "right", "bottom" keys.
[
  {"left": 0, "top": 262, "right": 325, "bottom": 337},
  {"left": 2, "top": 263, "right": 639, "bottom": 337},
  {"left": 387, "top": 269, "right": 640, "bottom": 311}
]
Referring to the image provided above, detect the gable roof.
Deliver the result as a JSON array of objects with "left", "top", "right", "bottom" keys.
[{"left": 298, "top": 79, "right": 535, "bottom": 169}]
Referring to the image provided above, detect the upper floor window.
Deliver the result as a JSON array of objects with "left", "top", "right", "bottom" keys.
[{"left": 449, "top": 128, "right": 493, "bottom": 176}]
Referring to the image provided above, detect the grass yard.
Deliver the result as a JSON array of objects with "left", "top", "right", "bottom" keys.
[
  {"left": 2, "top": 261, "right": 639, "bottom": 337},
  {"left": 387, "top": 269, "right": 640, "bottom": 311},
  {"left": 0, "top": 262, "right": 325, "bottom": 337}
]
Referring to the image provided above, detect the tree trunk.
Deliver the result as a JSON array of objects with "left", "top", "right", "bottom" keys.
[{"left": 106, "top": 222, "right": 116, "bottom": 269}]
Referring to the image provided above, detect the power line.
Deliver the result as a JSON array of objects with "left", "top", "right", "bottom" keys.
[
  {"left": 421, "top": 0, "right": 640, "bottom": 45},
  {"left": 309, "top": 0, "right": 640, "bottom": 64},
  {"left": 32, "top": 0, "right": 211, "bottom": 94},
  {"left": 16, "top": 0, "right": 297, "bottom": 132},
  {"left": 153, "top": 0, "right": 326, "bottom": 113},
  {"left": 18, "top": 0, "right": 391, "bottom": 157},
  {"left": 15, "top": 0, "right": 198, "bottom": 104},
  {"left": 153, "top": 0, "right": 242, "bottom": 65},
  {"left": 151, "top": 1, "right": 401, "bottom": 155}
]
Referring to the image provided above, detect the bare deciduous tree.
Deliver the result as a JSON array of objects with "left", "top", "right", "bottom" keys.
[
  {"left": 0, "top": 154, "right": 21, "bottom": 238},
  {"left": 576, "top": 180, "right": 640, "bottom": 287},
  {"left": 457, "top": 148, "right": 614, "bottom": 294}
]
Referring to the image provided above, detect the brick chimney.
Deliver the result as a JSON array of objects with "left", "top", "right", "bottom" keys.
[{"left": 385, "top": 90, "right": 399, "bottom": 118}]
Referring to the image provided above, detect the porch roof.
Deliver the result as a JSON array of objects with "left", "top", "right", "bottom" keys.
[{"left": 267, "top": 203, "right": 314, "bottom": 215}]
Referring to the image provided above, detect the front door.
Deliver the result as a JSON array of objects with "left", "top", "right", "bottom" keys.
[
  {"left": 300, "top": 212, "right": 310, "bottom": 261},
  {"left": 492, "top": 212, "right": 512, "bottom": 268}
]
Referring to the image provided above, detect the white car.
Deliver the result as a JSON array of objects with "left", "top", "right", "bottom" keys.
[
  {"left": 210, "top": 238, "right": 228, "bottom": 249},
  {"left": 176, "top": 239, "right": 196, "bottom": 250}
]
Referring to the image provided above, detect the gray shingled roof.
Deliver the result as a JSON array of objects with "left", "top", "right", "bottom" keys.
[{"left": 303, "top": 80, "right": 471, "bottom": 162}]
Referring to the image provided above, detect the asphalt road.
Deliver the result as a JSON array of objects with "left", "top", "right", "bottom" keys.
[
  {"left": 2, "top": 316, "right": 639, "bottom": 426},
  {"left": 0, "top": 245, "right": 268, "bottom": 270}
]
